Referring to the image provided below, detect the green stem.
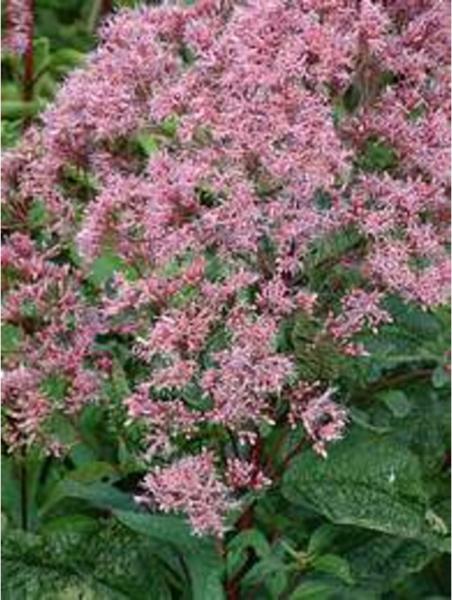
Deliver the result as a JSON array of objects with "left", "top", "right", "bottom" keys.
[{"left": 20, "top": 451, "right": 28, "bottom": 530}]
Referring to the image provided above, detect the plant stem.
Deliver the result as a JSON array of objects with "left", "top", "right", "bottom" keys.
[
  {"left": 352, "top": 367, "right": 435, "bottom": 404},
  {"left": 101, "top": 0, "right": 113, "bottom": 15},
  {"left": 282, "top": 437, "right": 308, "bottom": 471}
]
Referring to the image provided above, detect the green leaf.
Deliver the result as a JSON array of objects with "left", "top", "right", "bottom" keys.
[
  {"left": 343, "top": 83, "right": 361, "bottom": 112},
  {"left": 290, "top": 580, "right": 337, "bottom": 600},
  {"left": 1, "top": 457, "right": 22, "bottom": 527},
  {"left": 41, "top": 374, "right": 70, "bottom": 402},
  {"left": 2, "top": 100, "right": 43, "bottom": 119},
  {"left": 282, "top": 430, "right": 447, "bottom": 550},
  {"left": 68, "top": 442, "right": 98, "bottom": 467},
  {"left": 1, "top": 324, "right": 23, "bottom": 356},
  {"left": 113, "top": 507, "right": 198, "bottom": 549},
  {"left": 311, "top": 553, "right": 354, "bottom": 584},
  {"left": 2, "top": 523, "right": 176, "bottom": 600},
  {"left": 40, "top": 515, "right": 101, "bottom": 535},
  {"left": 33, "top": 38, "right": 50, "bottom": 75},
  {"left": 50, "top": 48, "right": 85, "bottom": 71},
  {"left": 306, "top": 225, "right": 364, "bottom": 272},
  {"left": 1, "top": 119, "right": 22, "bottom": 148},
  {"left": 356, "top": 138, "right": 398, "bottom": 172},
  {"left": 40, "top": 481, "right": 135, "bottom": 517},
  {"left": 344, "top": 532, "right": 439, "bottom": 593},
  {"left": 308, "top": 524, "right": 340, "bottom": 556},
  {"left": 160, "top": 115, "right": 179, "bottom": 137},
  {"left": 28, "top": 199, "right": 49, "bottom": 229},
  {"left": 432, "top": 366, "right": 450, "bottom": 389},
  {"left": 349, "top": 408, "right": 392, "bottom": 434},
  {"left": 135, "top": 132, "right": 159, "bottom": 156},
  {"left": 378, "top": 390, "right": 412, "bottom": 418},
  {"left": 66, "top": 461, "right": 119, "bottom": 484},
  {"left": 425, "top": 510, "right": 449, "bottom": 537},
  {"left": 114, "top": 510, "right": 224, "bottom": 600},
  {"left": 241, "top": 555, "right": 290, "bottom": 598},
  {"left": 88, "top": 252, "right": 125, "bottom": 286},
  {"left": 227, "top": 529, "right": 270, "bottom": 578}
]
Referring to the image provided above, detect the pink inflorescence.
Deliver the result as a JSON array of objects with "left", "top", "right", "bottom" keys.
[
  {"left": 137, "top": 450, "right": 232, "bottom": 537},
  {"left": 289, "top": 384, "right": 348, "bottom": 459},
  {"left": 2, "top": 0, "right": 450, "bottom": 534},
  {"left": 4, "top": 0, "right": 33, "bottom": 55}
]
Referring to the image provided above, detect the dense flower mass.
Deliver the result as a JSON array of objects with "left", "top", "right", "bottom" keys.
[
  {"left": 136, "top": 450, "right": 232, "bottom": 536},
  {"left": 2, "top": 0, "right": 450, "bottom": 535}
]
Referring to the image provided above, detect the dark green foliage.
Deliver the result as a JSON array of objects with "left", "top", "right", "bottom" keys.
[
  {"left": 3, "top": 264, "right": 449, "bottom": 600},
  {"left": 2, "top": 523, "right": 179, "bottom": 599},
  {"left": 355, "top": 137, "right": 398, "bottom": 173},
  {"left": 282, "top": 430, "right": 448, "bottom": 550}
]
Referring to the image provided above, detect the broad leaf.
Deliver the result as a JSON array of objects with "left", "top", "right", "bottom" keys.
[
  {"left": 114, "top": 510, "right": 224, "bottom": 600},
  {"left": 40, "top": 481, "right": 135, "bottom": 517},
  {"left": 282, "top": 430, "right": 449, "bottom": 551}
]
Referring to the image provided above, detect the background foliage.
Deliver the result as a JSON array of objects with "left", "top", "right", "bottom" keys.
[{"left": 1, "top": 1, "right": 450, "bottom": 599}]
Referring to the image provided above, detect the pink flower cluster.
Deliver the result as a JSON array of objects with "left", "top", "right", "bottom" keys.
[
  {"left": 327, "top": 288, "right": 393, "bottom": 354},
  {"left": 289, "top": 384, "right": 348, "bottom": 459},
  {"left": 1, "top": 232, "right": 106, "bottom": 453},
  {"left": 136, "top": 450, "right": 232, "bottom": 536},
  {"left": 2, "top": 0, "right": 450, "bottom": 534},
  {"left": 3, "top": 0, "right": 33, "bottom": 55}
]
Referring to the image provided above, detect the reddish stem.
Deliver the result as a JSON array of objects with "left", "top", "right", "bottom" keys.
[
  {"left": 101, "top": 0, "right": 113, "bottom": 17},
  {"left": 282, "top": 437, "right": 307, "bottom": 470}
]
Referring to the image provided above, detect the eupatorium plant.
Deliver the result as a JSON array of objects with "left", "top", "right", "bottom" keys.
[{"left": 2, "top": 0, "right": 450, "bottom": 537}]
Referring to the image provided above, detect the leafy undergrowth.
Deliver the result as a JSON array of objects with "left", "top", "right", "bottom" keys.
[{"left": 2, "top": 300, "right": 450, "bottom": 599}]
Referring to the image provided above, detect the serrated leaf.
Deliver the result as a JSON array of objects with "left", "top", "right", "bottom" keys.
[{"left": 282, "top": 430, "right": 447, "bottom": 550}]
